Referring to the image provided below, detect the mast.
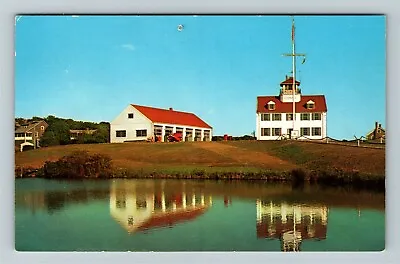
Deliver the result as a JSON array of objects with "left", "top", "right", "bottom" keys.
[
  {"left": 292, "top": 17, "right": 296, "bottom": 132},
  {"left": 283, "top": 16, "right": 306, "bottom": 138}
]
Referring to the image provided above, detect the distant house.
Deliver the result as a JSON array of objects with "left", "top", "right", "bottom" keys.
[
  {"left": 110, "top": 104, "right": 213, "bottom": 143},
  {"left": 70, "top": 129, "right": 97, "bottom": 141},
  {"left": 366, "top": 121, "right": 385, "bottom": 141},
  {"left": 256, "top": 76, "right": 328, "bottom": 140},
  {"left": 15, "top": 120, "right": 48, "bottom": 151}
]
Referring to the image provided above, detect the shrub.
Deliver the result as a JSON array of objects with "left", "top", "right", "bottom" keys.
[{"left": 43, "top": 151, "right": 112, "bottom": 179}]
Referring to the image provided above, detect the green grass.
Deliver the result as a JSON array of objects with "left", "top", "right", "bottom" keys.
[
  {"left": 222, "top": 140, "right": 385, "bottom": 176},
  {"left": 15, "top": 140, "right": 385, "bottom": 178}
]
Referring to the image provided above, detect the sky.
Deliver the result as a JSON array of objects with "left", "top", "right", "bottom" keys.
[{"left": 14, "top": 15, "right": 386, "bottom": 139}]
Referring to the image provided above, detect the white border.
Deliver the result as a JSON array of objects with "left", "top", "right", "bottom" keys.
[{"left": 1, "top": 1, "right": 399, "bottom": 263}]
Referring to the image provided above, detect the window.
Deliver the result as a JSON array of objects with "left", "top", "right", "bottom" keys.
[
  {"left": 35, "top": 132, "right": 39, "bottom": 137},
  {"left": 185, "top": 128, "right": 193, "bottom": 136},
  {"left": 261, "top": 113, "right": 270, "bottom": 121},
  {"left": 268, "top": 103, "right": 275, "bottom": 110},
  {"left": 261, "top": 128, "right": 270, "bottom": 136},
  {"left": 136, "top": 129, "right": 147, "bottom": 137},
  {"left": 312, "top": 113, "right": 321, "bottom": 120},
  {"left": 272, "top": 128, "right": 282, "bottom": 136},
  {"left": 300, "top": 113, "right": 310, "bottom": 120},
  {"left": 306, "top": 100, "right": 315, "bottom": 109},
  {"left": 300, "top": 127, "right": 310, "bottom": 136},
  {"left": 116, "top": 130, "right": 126, "bottom": 137},
  {"left": 128, "top": 113, "right": 134, "bottom": 119},
  {"left": 312, "top": 127, "right": 321, "bottom": 136},
  {"left": 195, "top": 129, "right": 202, "bottom": 137},
  {"left": 286, "top": 113, "right": 294, "bottom": 121},
  {"left": 154, "top": 126, "right": 162, "bottom": 136},
  {"left": 272, "top": 113, "right": 281, "bottom": 121},
  {"left": 40, "top": 126, "right": 45, "bottom": 130}
]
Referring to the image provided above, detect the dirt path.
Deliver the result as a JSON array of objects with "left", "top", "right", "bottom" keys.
[{"left": 192, "top": 142, "right": 297, "bottom": 170}]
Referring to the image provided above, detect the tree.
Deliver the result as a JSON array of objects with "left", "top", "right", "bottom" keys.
[{"left": 41, "top": 120, "right": 71, "bottom": 146}]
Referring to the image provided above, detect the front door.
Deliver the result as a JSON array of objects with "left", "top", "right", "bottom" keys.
[{"left": 287, "top": 129, "right": 293, "bottom": 139}]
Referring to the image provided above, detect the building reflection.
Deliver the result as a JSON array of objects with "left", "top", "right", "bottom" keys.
[
  {"left": 256, "top": 200, "right": 328, "bottom": 251},
  {"left": 110, "top": 181, "right": 213, "bottom": 234}
]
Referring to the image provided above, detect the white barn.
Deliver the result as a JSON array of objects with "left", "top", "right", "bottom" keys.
[
  {"left": 256, "top": 76, "right": 327, "bottom": 140},
  {"left": 110, "top": 104, "right": 213, "bottom": 143}
]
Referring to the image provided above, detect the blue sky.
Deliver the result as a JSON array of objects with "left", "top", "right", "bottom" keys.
[{"left": 15, "top": 15, "right": 386, "bottom": 139}]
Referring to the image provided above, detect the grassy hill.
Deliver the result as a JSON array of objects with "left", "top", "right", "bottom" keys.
[{"left": 15, "top": 140, "right": 385, "bottom": 177}]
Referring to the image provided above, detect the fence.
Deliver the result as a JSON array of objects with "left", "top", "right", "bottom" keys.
[{"left": 280, "top": 135, "right": 386, "bottom": 149}]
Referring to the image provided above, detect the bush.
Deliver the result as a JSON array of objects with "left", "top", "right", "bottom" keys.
[{"left": 43, "top": 151, "right": 112, "bottom": 179}]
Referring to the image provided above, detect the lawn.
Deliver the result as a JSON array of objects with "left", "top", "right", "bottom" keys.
[{"left": 14, "top": 140, "right": 385, "bottom": 177}]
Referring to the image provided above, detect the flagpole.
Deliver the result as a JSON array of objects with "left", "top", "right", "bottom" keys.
[
  {"left": 283, "top": 16, "right": 305, "bottom": 139},
  {"left": 292, "top": 17, "right": 296, "bottom": 133}
]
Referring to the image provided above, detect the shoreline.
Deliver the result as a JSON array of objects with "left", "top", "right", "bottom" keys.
[
  {"left": 15, "top": 165, "right": 385, "bottom": 191},
  {"left": 14, "top": 141, "right": 385, "bottom": 191}
]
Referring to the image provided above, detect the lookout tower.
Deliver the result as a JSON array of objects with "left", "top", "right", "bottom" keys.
[{"left": 280, "top": 76, "right": 301, "bottom": 103}]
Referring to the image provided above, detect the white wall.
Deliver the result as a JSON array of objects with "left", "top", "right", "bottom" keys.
[
  {"left": 110, "top": 105, "right": 213, "bottom": 143},
  {"left": 110, "top": 105, "right": 153, "bottom": 143},
  {"left": 256, "top": 112, "right": 327, "bottom": 140}
]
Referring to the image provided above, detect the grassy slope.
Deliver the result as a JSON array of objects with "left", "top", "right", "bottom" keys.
[
  {"left": 223, "top": 140, "right": 385, "bottom": 176},
  {"left": 14, "top": 140, "right": 385, "bottom": 176}
]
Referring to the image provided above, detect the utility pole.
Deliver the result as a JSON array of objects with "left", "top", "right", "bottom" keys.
[{"left": 282, "top": 16, "right": 306, "bottom": 135}]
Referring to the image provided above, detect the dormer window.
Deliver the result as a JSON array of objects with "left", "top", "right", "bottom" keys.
[
  {"left": 267, "top": 101, "right": 276, "bottom": 111},
  {"left": 306, "top": 100, "right": 315, "bottom": 109}
]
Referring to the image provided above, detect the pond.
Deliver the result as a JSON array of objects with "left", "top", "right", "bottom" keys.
[{"left": 15, "top": 178, "right": 385, "bottom": 251}]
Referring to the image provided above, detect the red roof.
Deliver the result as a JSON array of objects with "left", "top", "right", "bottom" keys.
[
  {"left": 256, "top": 95, "right": 327, "bottom": 113},
  {"left": 280, "top": 77, "right": 300, "bottom": 86},
  {"left": 137, "top": 207, "right": 207, "bottom": 231},
  {"left": 131, "top": 104, "right": 212, "bottom": 129}
]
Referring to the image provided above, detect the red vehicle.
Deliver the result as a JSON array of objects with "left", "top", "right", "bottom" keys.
[{"left": 168, "top": 132, "right": 183, "bottom": 142}]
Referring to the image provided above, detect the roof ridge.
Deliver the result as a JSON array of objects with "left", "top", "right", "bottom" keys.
[
  {"left": 130, "top": 104, "right": 212, "bottom": 129},
  {"left": 131, "top": 104, "right": 195, "bottom": 115}
]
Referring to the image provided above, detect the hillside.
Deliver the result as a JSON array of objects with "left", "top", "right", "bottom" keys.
[{"left": 14, "top": 140, "right": 385, "bottom": 177}]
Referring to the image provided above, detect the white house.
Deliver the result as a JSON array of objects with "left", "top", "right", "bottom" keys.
[
  {"left": 110, "top": 104, "right": 213, "bottom": 143},
  {"left": 256, "top": 76, "right": 327, "bottom": 140}
]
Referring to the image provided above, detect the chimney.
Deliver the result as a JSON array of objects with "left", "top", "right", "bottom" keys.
[
  {"left": 169, "top": 107, "right": 173, "bottom": 111},
  {"left": 374, "top": 121, "right": 378, "bottom": 139}
]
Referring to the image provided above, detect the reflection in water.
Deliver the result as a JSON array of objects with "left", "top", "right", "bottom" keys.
[
  {"left": 15, "top": 188, "right": 109, "bottom": 214},
  {"left": 109, "top": 181, "right": 213, "bottom": 233},
  {"left": 15, "top": 179, "right": 384, "bottom": 251},
  {"left": 256, "top": 200, "right": 328, "bottom": 251}
]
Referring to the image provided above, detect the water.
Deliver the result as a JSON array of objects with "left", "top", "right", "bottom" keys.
[{"left": 15, "top": 178, "right": 385, "bottom": 251}]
